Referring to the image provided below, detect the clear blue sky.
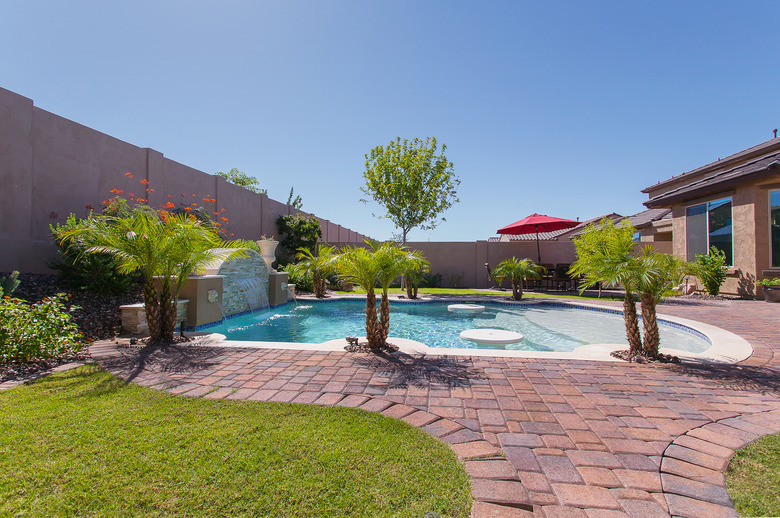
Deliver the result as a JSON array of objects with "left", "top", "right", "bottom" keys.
[{"left": 2, "top": 1, "right": 778, "bottom": 241}]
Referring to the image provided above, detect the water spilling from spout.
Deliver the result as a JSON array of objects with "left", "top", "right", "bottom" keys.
[{"left": 236, "top": 277, "right": 270, "bottom": 313}]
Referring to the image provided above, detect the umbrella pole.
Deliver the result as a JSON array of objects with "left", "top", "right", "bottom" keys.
[{"left": 536, "top": 227, "right": 541, "bottom": 264}]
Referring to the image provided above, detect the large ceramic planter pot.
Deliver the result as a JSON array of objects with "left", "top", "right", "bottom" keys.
[
  {"left": 763, "top": 286, "right": 780, "bottom": 303},
  {"left": 256, "top": 240, "right": 279, "bottom": 271}
]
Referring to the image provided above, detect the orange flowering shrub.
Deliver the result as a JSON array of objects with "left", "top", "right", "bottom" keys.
[{"left": 100, "top": 174, "right": 231, "bottom": 236}]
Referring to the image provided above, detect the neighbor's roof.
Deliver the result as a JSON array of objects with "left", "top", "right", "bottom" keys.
[
  {"left": 626, "top": 208, "right": 672, "bottom": 227},
  {"left": 565, "top": 209, "right": 670, "bottom": 238},
  {"left": 644, "top": 151, "right": 780, "bottom": 208}
]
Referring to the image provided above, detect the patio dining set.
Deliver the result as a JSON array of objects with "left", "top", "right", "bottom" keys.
[{"left": 523, "top": 263, "right": 576, "bottom": 292}]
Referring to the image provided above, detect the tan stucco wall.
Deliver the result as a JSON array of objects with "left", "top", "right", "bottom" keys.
[
  {"left": 407, "top": 240, "right": 577, "bottom": 289},
  {"left": 662, "top": 176, "right": 780, "bottom": 297},
  {"left": 0, "top": 88, "right": 366, "bottom": 274}
]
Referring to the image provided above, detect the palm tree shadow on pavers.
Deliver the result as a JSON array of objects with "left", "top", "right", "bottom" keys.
[
  {"left": 99, "top": 344, "right": 231, "bottom": 382},
  {"left": 355, "top": 351, "right": 484, "bottom": 389},
  {"left": 665, "top": 362, "right": 780, "bottom": 395}
]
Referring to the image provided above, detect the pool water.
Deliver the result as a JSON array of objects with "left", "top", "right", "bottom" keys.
[{"left": 208, "top": 300, "right": 711, "bottom": 353}]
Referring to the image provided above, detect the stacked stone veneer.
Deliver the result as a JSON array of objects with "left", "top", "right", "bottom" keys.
[{"left": 219, "top": 249, "right": 271, "bottom": 316}]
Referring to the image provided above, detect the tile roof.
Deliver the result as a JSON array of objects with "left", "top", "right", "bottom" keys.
[
  {"left": 565, "top": 210, "right": 669, "bottom": 238},
  {"left": 626, "top": 208, "right": 672, "bottom": 228}
]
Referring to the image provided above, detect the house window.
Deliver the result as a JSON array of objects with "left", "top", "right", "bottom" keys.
[
  {"left": 772, "top": 190, "right": 780, "bottom": 267},
  {"left": 685, "top": 197, "right": 733, "bottom": 265}
]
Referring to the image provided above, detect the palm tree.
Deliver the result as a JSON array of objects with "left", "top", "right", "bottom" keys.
[
  {"left": 59, "top": 208, "right": 251, "bottom": 343},
  {"left": 370, "top": 242, "right": 409, "bottom": 343},
  {"left": 334, "top": 241, "right": 411, "bottom": 349},
  {"left": 635, "top": 248, "right": 690, "bottom": 357},
  {"left": 335, "top": 245, "right": 382, "bottom": 348},
  {"left": 296, "top": 244, "right": 338, "bottom": 298},
  {"left": 570, "top": 219, "right": 644, "bottom": 356},
  {"left": 494, "top": 257, "right": 544, "bottom": 301},
  {"left": 400, "top": 249, "right": 429, "bottom": 299}
]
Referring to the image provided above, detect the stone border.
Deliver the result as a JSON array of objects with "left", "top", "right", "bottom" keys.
[{"left": 660, "top": 408, "right": 780, "bottom": 517}]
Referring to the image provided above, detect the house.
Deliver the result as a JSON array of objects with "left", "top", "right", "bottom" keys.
[{"left": 642, "top": 137, "right": 780, "bottom": 297}]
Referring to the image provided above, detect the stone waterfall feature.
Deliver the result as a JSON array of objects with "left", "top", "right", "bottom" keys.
[
  {"left": 217, "top": 249, "right": 272, "bottom": 316},
  {"left": 132, "top": 248, "right": 290, "bottom": 331}
]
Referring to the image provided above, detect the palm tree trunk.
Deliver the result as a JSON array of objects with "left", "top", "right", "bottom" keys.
[
  {"left": 313, "top": 272, "right": 325, "bottom": 298},
  {"left": 512, "top": 280, "right": 522, "bottom": 301},
  {"left": 640, "top": 291, "right": 659, "bottom": 357},
  {"left": 143, "top": 278, "right": 162, "bottom": 340},
  {"left": 379, "top": 292, "right": 390, "bottom": 344},
  {"left": 159, "top": 279, "right": 176, "bottom": 342},
  {"left": 623, "top": 294, "right": 643, "bottom": 356},
  {"left": 364, "top": 288, "right": 380, "bottom": 348}
]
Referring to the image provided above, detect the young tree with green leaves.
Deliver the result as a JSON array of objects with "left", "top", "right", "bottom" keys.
[
  {"left": 361, "top": 137, "right": 459, "bottom": 243},
  {"left": 216, "top": 168, "right": 267, "bottom": 194},
  {"left": 494, "top": 257, "right": 544, "bottom": 300}
]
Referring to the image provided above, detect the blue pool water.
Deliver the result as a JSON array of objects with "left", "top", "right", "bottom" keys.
[{"left": 207, "top": 300, "right": 711, "bottom": 353}]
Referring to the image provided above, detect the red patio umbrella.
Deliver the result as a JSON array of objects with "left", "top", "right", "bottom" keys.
[{"left": 497, "top": 213, "right": 579, "bottom": 264}]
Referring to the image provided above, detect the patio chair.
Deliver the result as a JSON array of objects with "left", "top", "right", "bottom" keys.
[
  {"left": 553, "top": 264, "right": 572, "bottom": 291},
  {"left": 540, "top": 263, "right": 555, "bottom": 291}
]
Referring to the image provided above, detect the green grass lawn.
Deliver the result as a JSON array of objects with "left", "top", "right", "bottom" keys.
[
  {"left": 0, "top": 365, "right": 472, "bottom": 517},
  {"left": 727, "top": 431, "right": 780, "bottom": 517}
]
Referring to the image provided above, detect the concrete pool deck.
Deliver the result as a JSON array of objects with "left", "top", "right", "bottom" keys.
[{"left": 89, "top": 295, "right": 780, "bottom": 517}]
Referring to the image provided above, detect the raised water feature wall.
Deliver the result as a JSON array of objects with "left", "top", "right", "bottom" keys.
[{"left": 218, "top": 250, "right": 271, "bottom": 316}]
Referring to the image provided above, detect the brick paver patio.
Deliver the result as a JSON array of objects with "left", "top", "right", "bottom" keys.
[{"left": 88, "top": 297, "right": 780, "bottom": 517}]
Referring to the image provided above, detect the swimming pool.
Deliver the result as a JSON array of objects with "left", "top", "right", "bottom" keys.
[{"left": 206, "top": 300, "right": 711, "bottom": 353}]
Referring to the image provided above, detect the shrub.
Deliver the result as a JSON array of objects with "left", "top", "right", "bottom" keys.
[
  {"left": 0, "top": 271, "right": 20, "bottom": 297},
  {"left": 0, "top": 294, "right": 84, "bottom": 363},
  {"left": 421, "top": 272, "right": 442, "bottom": 288},
  {"left": 50, "top": 214, "right": 137, "bottom": 295},
  {"left": 280, "top": 263, "right": 314, "bottom": 293},
  {"left": 276, "top": 214, "right": 322, "bottom": 264},
  {"left": 694, "top": 246, "right": 728, "bottom": 295}
]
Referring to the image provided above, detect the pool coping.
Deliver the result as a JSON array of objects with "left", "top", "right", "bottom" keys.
[{"left": 194, "top": 296, "right": 754, "bottom": 364}]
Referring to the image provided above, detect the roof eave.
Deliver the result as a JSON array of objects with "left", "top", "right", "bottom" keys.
[{"left": 644, "top": 166, "right": 780, "bottom": 208}]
